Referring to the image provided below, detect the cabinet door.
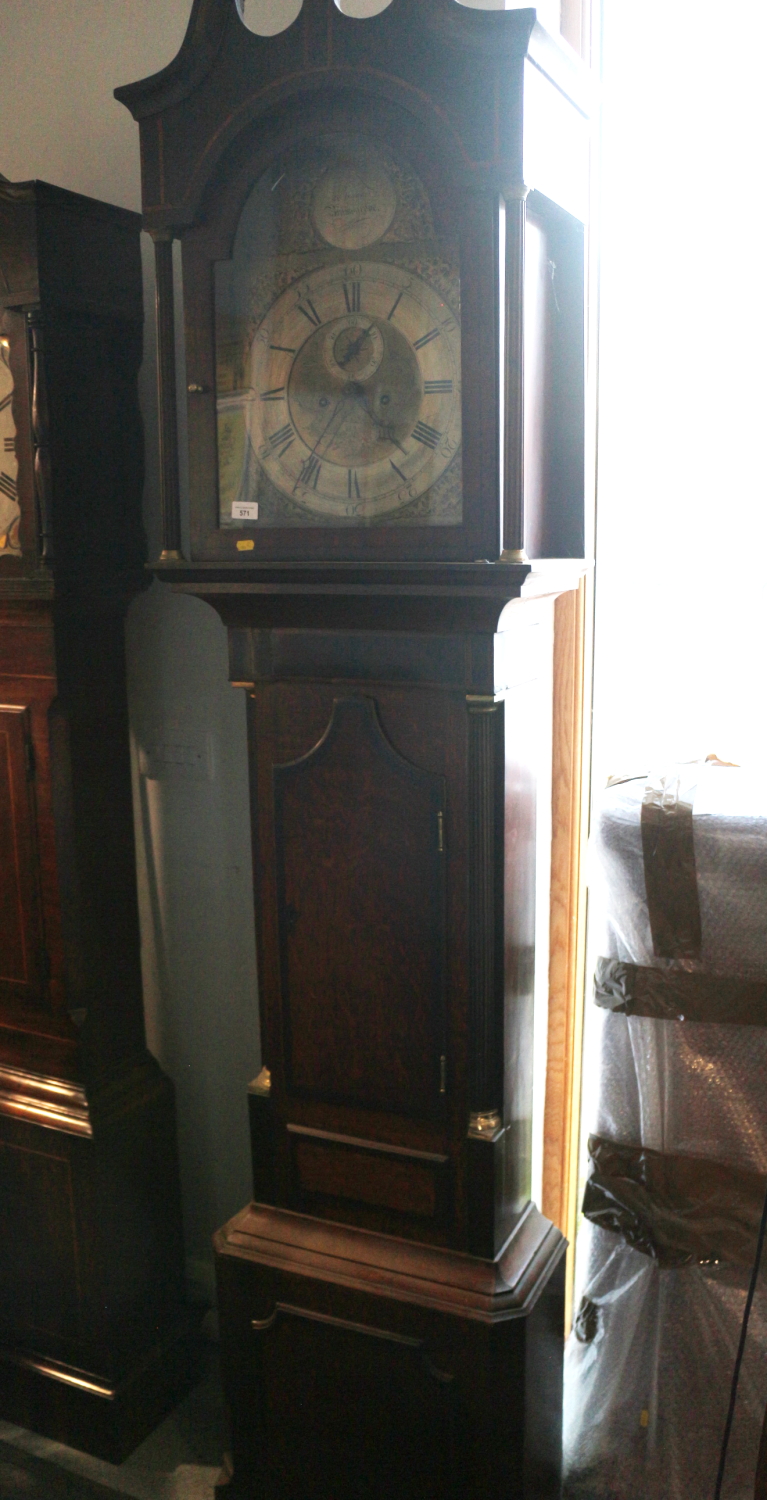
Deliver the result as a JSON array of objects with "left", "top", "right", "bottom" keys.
[
  {"left": 0, "top": 704, "right": 46, "bottom": 1006},
  {"left": 273, "top": 696, "right": 446, "bottom": 1120}
]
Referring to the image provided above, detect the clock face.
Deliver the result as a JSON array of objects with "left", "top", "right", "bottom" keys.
[
  {"left": 215, "top": 133, "right": 462, "bottom": 529},
  {"left": 0, "top": 341, "right": 20, "bottom": 556},
  {"left": 243, "top": 259, "right": 460, "bottom": 520}
]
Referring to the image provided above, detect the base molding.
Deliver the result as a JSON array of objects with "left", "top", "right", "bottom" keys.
[
  {"left": 0, "top": 1065, "right": 91, "bottom": 1137},
  {"left": 0, "top": 1311, "right": 202, "bottom": 1463},
  {"left": 217, "top": 1198, "right": 564, "bottom": 1322},
  {"left": 0, "top": 1054, "right": 195, "bottom": 1463},
  {"left": 215, "top": 1202, "right": 566, "bottom": 1500}
]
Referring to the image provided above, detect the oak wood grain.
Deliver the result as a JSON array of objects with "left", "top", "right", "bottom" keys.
[{"left": 275, "top": 697, "right": 446, "bottom": 1119}]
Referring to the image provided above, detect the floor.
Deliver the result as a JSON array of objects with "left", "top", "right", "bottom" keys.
[{"left": 0, "top": 1346, "right": 225, "bottom": 1500}]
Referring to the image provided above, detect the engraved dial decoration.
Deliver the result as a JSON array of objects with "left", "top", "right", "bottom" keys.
[
  {"left": 215, "top": 135, "right": 462, "bottom": 529},
  {"left": 312, "top": 157, "right": 397, "bottom": 249},
  {"left": 0, "top": 339, "right": 20, "bottom": 556},
  {"left": 245, "top": 261, "right": 460, "bottom": 520}
]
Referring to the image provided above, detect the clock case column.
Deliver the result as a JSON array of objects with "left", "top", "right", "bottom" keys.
[
  {"left": 0, "top": 180, "right": 195, "bottom": 1460},
  {"left": 158, "top": 566, "right": 569, "bottom": 1500}
]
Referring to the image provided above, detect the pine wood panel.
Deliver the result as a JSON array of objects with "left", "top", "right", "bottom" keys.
[{"left": 542, "top": 583, "right": 586, "bottom": 1264}]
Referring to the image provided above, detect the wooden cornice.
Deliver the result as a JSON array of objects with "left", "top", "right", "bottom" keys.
[
  {"left": 115, "top": 0, "right": 591, "bottom": 234},
  {"left": 115, "top": 1, "right": 588, "bottom": 122}
]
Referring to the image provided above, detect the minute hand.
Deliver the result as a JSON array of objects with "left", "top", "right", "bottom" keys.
[
  {"left": 308, "top": 394, "right": 351, "bottom": 458},
  {"left": 292, "top": 396, "right": 353, "bottom": 493}
]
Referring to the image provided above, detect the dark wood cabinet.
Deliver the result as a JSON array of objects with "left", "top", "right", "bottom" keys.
[
  {"left": 117, "top": 1, "right": 591, "bottom": 1491},
  {"left": 0, "top": 181, "right": 193, "bottom": 1461},
  {"left": 0, "top": 701, "right": 46, "bottom": 1007},
  {"left": 215, "top": 1199, "right": 565, "bottom": 1500}
]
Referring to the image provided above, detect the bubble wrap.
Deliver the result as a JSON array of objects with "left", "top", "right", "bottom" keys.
[
  {"left": 564, "top": 766, "right": 767, "bottom": 1499},
  {"left": 564, "top": 1223, "right": 767, "bottom": 1500}
]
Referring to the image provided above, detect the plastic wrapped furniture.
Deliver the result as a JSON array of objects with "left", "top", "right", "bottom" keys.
[{"left": 564, "top": 764, "right": 767, "bottom": 1500}]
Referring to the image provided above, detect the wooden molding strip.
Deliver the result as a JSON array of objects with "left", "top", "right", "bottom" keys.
[
  {"left": 542, "top": 583, "right": 587, "bottom": 1258},
  {"left": 0, "top": 1348, "right": 115, "bottom": 1399},
  {"left": 218, "top": 1199, "right": 566, "bottom": 1325},
  {"left": 286, "top": 1122, "right": 448, "bottom": 1165},
  {"left": 0, "top": 1064, "right": 91, "bottom": 1137},
  {"left": 0, "top": 1053, "right": 171, "bottom": 1137}
]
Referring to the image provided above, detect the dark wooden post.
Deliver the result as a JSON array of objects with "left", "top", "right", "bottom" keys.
[
  {"left": 501, "top": 188, "right": 528, "bottom": 561},
  {"left": 466, "top": 694, "right": 504, "bottom": 1123}
]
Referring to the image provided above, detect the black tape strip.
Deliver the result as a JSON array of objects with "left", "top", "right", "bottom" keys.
[
  {"left": 594, "top": 957, "right": 767, "bottom": 1027},
  {"left": 641, "top": 773, "right": 702, "bottom": 960},
  {"left": 583, "top": 1135, "right": 766, "bottom": 1269}
]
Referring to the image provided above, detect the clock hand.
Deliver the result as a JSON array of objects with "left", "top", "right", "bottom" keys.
[
  {"left": 316, "top": 398, "right": 356, "bottom": 460},
  {"left": 292, "top": 393, "right": 354, "bottom": 493},
  {"left": 338, "top": 323, "right": 376, "bottom": 370},
  {"left": 355, "top": 391, "right": 408, "bottom": 455},
  {"left": 306, "top": 394, "right": 349, "bottom": 458}
]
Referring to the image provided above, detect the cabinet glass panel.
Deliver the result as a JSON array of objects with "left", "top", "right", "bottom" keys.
[{"left": 214, "top": 135, "right": 462, "bottom": 529}]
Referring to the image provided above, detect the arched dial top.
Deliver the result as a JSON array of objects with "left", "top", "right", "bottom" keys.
[{"left": 243, "top": 260, "right": 461, "bottom": 520}]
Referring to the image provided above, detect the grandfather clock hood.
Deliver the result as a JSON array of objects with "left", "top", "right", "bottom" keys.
[
  {"left": 116, "top": 0, "right": 590, "bottom": 236},
  {"left": 117, "top": 0, "right": 590, "bottom": 570}
]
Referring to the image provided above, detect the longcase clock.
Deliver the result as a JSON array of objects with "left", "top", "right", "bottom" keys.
[
  {"left": 117, "top": 2, "right": 591, "bottom": 1494},
  {"left": 0, "top": 180, "right": 193, "bottom": 1460}
]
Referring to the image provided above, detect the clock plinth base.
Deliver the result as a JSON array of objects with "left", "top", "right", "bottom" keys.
[
  {"left": 0, "top": 1311, "right": 202, "bottom": 1465},
  {"left": 214, "top": 1201, "right": 565, "bottom": 1500},
  {"left": 0, "top": 1054, "right": 199, "bottom": 1462}
]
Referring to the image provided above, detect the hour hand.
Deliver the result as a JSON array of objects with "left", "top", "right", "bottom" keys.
[
  {"left": 338, "top": 323, "right": 376, "bottom": 370},
  {"left": 356, "top": 392, "right": 407, "bottom": 453}
]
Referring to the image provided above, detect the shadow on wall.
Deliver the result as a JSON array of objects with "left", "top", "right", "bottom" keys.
[{"left": 126, "top": 582, "right": 260, "bottom": 1303}]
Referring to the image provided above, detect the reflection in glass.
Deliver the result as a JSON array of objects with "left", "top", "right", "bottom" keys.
[{"left": 0, "top": 341, "right": 20, "bottom": 557}]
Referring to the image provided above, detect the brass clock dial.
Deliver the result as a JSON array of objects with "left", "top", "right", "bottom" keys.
[
  {"left": 246, "top": 260, "right": 461, "bottom": 520},
  {"left": 215, "top": 132, "right": 462, "bottom": 529},
  {"left": 0, "top": 340, "right": 20, "bottom": 556}
]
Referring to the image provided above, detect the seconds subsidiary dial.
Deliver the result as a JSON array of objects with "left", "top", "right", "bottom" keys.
[{"left": 247, "top": 260, "right": 461, "bottom": 521}]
